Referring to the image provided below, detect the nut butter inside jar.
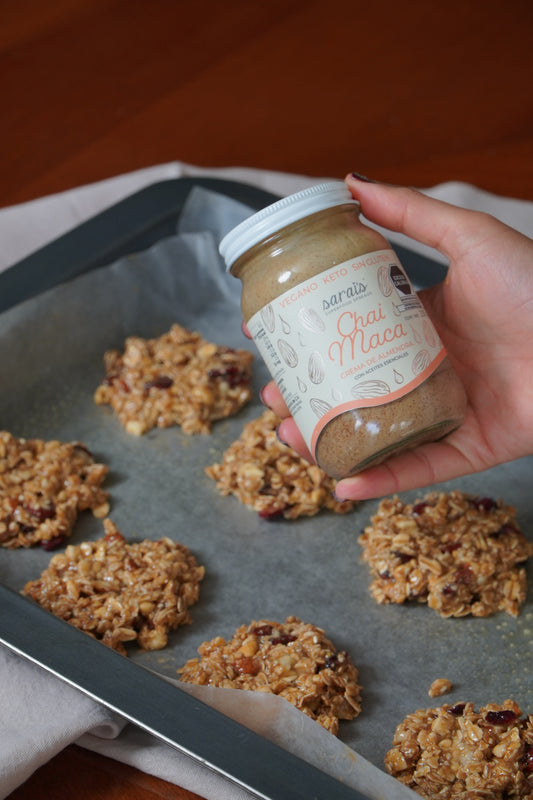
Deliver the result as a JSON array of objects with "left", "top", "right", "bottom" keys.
[{"left": 220, "top": 181, "right": 466, "bottom": 480}]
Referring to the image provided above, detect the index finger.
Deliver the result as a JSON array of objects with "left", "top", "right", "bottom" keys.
[{"left": 344, "top": 174, "right": 498, "bottom": 262}]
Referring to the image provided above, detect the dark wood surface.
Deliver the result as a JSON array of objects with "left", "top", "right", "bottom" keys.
[
  {"left": 3, "top": 1, "right": 533, "bottom": 798},
  {"left": 2, "top": 0, "right": 533, "bottom": 210}
]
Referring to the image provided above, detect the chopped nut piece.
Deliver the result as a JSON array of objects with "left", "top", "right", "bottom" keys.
[
  {"left": 0, "top": 432, "right": 109, "bottom": 548},
  {"left": 385, "top": 700, "right": 533, "bottom": 799},
  {"left": 94, "top": 323, "right": 253, "bottom": 435},
  {"left": 359, "top": 491, "right": 532, "bottom": 617},
  {"left": 206, "top": 409, "right": 356, "bottom": 519},
  {"left": 179, "top": 615, "right": 362, "bottom": 735},
  {"left": 23, "top": 519, "right": 205, "bottom": 655},
  {"left": 428, "top": 678, "right": 453, "bottom": 698}
]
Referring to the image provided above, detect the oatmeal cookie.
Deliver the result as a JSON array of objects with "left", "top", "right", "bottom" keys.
[
  {"left": 359, "top": 491, "right": 532, "bottom": 617},
  {"left": 385, "top": 700, "right": 533, "bottom": 799},
  {"left": 205, "top": 409, "right": 356, "bottom": 519},
  {"left": 23, "top": 519, "right": 205, "bottom": 655},
  {"left": 0, "top": 431, "right": 109, "bottom": 549},
  {"left": 94, "top": 323, "right": 253, "bottom": 435},
  {"left": 179, "top": 615, "right": 362, "bottom": 734}
]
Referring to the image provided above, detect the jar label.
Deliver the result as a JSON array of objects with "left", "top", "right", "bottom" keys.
[{"left": 247, "top": 249, "right": 446, "bottom": 460}]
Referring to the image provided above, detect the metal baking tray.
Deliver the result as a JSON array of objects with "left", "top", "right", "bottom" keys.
[
  {"left": 0, "top": 178, "right": 280, "bottom": 312},
  {"left": 0, "top": 177, "right": 531, "bottom": 798}
]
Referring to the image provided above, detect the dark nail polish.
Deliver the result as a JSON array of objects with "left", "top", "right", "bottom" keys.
[{"left": 350, "top": 172, "right": 375, "bottom": 183}]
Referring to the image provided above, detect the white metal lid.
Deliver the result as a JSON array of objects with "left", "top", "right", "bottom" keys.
[{"left": 219, "top": 180, "right": 358, "bottom": 270}]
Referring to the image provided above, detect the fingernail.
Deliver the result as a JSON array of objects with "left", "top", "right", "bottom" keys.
[
  {"left": 350, "top": 172, "right": 376, "bottom": 183},
  {"left": 333, "top": 482, "right": 355, "bottom": 502},
  {"left": 276, "top": 427, "right": 289, "bottom": 447},
  {"left": 259, "top": 386, "right": 270, "bottom": 407}
]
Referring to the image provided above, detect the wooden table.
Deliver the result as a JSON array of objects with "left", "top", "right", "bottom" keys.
[{"left": 3, "top": 1, "right": 532, "bottom": 798}]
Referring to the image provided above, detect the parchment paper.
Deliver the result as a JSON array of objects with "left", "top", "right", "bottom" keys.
[{"left": 0, "top": 186, "right": 531, "bottom": 787}]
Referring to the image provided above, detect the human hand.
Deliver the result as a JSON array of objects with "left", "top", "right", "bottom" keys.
[{"left": 259, "top": 173, "right": 533, "bottom": 500}]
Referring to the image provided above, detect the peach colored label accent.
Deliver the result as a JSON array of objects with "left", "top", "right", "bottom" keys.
[{"left": 247, "top": 249, "right": 446, "bottom": 459}]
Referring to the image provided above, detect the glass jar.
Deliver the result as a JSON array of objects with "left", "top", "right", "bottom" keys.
[{"left": 220, "top": 181, "right": 466, "bottom": 480}]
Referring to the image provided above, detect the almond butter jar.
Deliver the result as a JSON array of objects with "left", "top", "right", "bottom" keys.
[{"left": 220, "top": 181, "right": 466, "bottom": 480}]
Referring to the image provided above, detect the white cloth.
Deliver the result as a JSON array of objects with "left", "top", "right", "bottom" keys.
[
  {"left": 0, "top": 648, "right": 122, "bottom": 797},
  {"left": 1, "top": 162, "right": 532, "bottom": 274},
  {"left": 1, "top": 162, "right": 532, "bottom": 799}
]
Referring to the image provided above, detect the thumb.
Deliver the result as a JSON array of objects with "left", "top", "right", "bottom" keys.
[{"left": 344, "top": 173, "right": 494, "bottom": 262}]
